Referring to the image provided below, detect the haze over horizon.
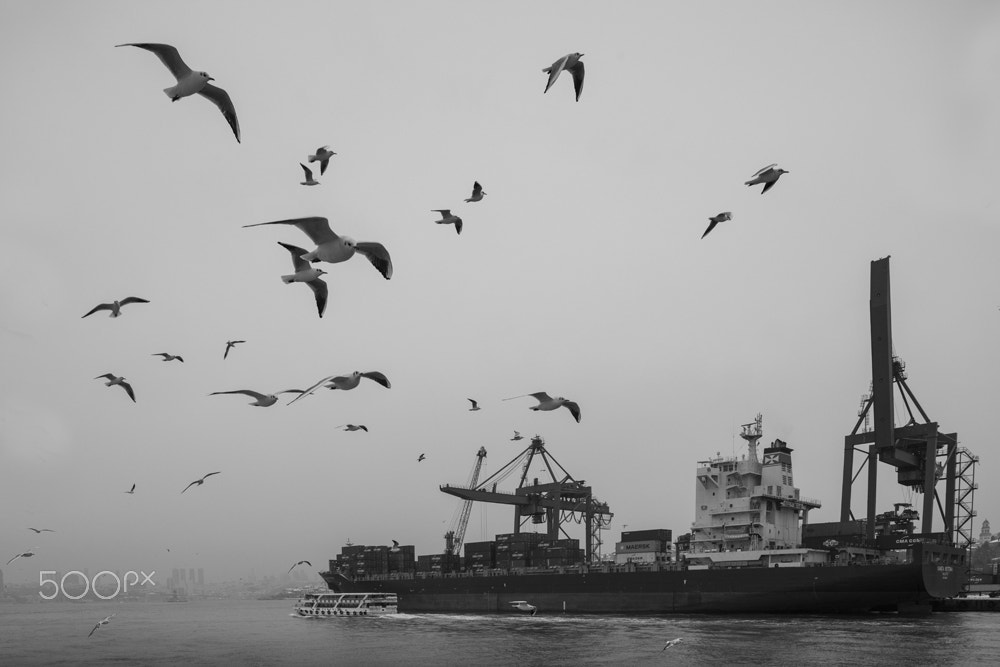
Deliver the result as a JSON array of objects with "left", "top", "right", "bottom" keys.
[{"left": 2, "top": 1, "right": 999, "bottom": 587}]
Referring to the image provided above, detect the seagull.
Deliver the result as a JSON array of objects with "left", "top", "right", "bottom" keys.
[
  {"left": 116, "top": 43, "right": 241, "bottom": 142},
  {"left": 511, "top": 431, "right": 524, "bottom": 441},
  {"left": 336, "top": 424, "right": 369, "bottom": 432},
  {"left": 662, "top": 638, "right": 682, "bottom": 650},
  {"left": 28, "top": 527, "right": 54, "bottom": 534},
  {"left": 82, "top": 297, "right": 150, "bottom": 319},
  {"left": 504, "top": 392, "right": 581, "bottom": 423},
  {"left": 417, "top": 453, "right": 426, "bottom": 462},
  {"left": 243, "top": 217, "right": 392, "bottom": 279},
  {"left": 210, "top": 389, "right": 303, "bottom": 407},
  {"left": 125, "top": 483, "right": 136, "bottom": 495},
  {"left": 701, "top": 212, "right": 733, "bottom": 239},
  {"left": 278, "top": 242, "right": 328, "bottom": 318},
  {"left": 152, "top": 352, "right": 184, "bottom": 362},
  {"left": 288, "top": 560, "right": 312, "bottom": 574},
  {"left": 744, "top": 164, "right": 789, "bottom": 194},
  {"left": 390, "top": 540, "right": 400, "bottom": 553},
  {"left": 543, "top": 53, "right": 585, "bottom": 101},
  {"left": 468, "top": 398, "right": 481, "bottom": 411},
  {"left": 288, "top": 371, "right": 391, "bottom": 405},
  {"left": 6, "top": 549, "right": 37, "bottom": 566},
  {"left": 464, "top": 181, "right": 486, "bottom": 203},
  {"left": 432, "top": 210, "right": 463, "bottom": 235},
  {"left": 223, "top": 340, "right": 245, "bottom": 359},
  {"left": 182, "top": 471, "right": 221, "bottom": 493},
  {"left": 88, "top": 614, "right": 116, "bottom": 638},
  {"left": 299, "top": 163, "right": 320, "bottom": 186},
  {"left": 95, "top": 374, "right": 136, "bottom": 402},
  {"left": 308, "top": 146, "right": 336, "bottom": 175},
  {"left": 510, "top": 600, "right": 538, "bottom": 616}
]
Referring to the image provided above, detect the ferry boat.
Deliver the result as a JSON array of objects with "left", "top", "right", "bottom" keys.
[{"left": 293, "top": 592, "right": 398, "bottom": 617}]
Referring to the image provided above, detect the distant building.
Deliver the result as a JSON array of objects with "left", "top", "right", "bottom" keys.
[
  {"left": 980, "top": 519, "right": 992, "bottom": 543},
  {"left": 197, "top": 568, "right": 204, "bottom": 586}
]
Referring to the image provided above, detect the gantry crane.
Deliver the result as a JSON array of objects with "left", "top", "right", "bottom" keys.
[{"left": 444, "top": 446, "right": 487, "bottom": 556}]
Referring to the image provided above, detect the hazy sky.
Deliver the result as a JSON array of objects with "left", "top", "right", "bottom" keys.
[{"left": 2, "top": 1, "right": 999, "bottom": 585}]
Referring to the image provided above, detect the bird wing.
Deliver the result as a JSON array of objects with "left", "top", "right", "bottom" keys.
[
  {"left": 432, "top": 209, "right": 452, "bottom": 217},
  {"left": 197, "top": 83, "right": 241, "bottom": 143},
  {"left": 307, "top": 277, "right": 329, "bottom": 318},
  {"left": 454, "top": 218, "right": 463, "bottom": 235},
  {"left": 204, "top": 472, "right": 222, "bottom": 479},
  {"left": 243, "top": 217, "right": 338, "bottom": 246},
  {"left": 211, "top": 389, "right": 267, "bottom": 401},
  {"left": 752, "top": 163, "right": 777, "bottom": 177},
  {"left": 95, "top": 373, "right": 116, "bottom": 380},
  {"left": 569, "top": 60, "right": 585, "bottom": 101},
  {"left": 278, "top": 242, "right": 312, "bottom": 273},
  {"left": 528, "top": 392, "right": 553, "bottom": 403},
  {"left": 300, "top": 163, "right": 314, "bottom": 181},
  {"left": 130, "top": 484, "right": 135, "bottom": 492},
  {"left": 760, "top": 180, "right": 777, "bottom": 194},
  {"left": 181, "top": 480, "right": 198, "bottom": 493},
  {"left": 543, "top": 55, "right": 568, "bottom": 93},
  {"left": 88, "top": 622, "right": 100, "bottom": 637},
  {"left": 361, "top": 371, "right": 391, "bottom": 388},
  {"left": 82, "top": 303, "right": 113, "bottom": 318},
  {"left": 358, "top": 425, "right": 368, "bottom": 432},
  {"left": 119, "top": 381, "right": 136, "bottom": 402},
  {"left": 277, "top": 389, "right": 306, "bottom": 395},
  {"left": 563, "top": 401, "right": 582, "bottom": 423},
  {"left": 468, "top": 398, "right": 478, "bottom": 408},
  {"left": 119, "top": 297, "right": 150, "bottom": 306},
  {"left": 353, "top": 242, "right": 393, "bottom": 280},
  {"left": 701, "top": 219, "right": 718, "bottom": 239},
  {"left": 287, "top": 375, "right": 339, "bottom": 404},
  {"left": 116, "top": 43, "right": 192, "bottom": 80},
  {"left": 471, "top": 182, "right": 482, "bottom": 197}
]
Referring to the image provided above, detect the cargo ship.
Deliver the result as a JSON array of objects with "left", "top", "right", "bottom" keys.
[{"left": 318, "top": 259, "right": 974, "bottom": 614}]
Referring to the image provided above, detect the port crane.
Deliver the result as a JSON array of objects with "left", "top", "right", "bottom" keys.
[
  {"left": 444, "top": 446, "right": 487, "bottom": 556},
  {"left": 440, "top": 436, "right": 613, "bottom": 563}
]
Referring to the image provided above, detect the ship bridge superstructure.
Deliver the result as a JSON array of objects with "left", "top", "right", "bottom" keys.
[{"left": 690, "top": 415, "right": 821, "bottom": 554}]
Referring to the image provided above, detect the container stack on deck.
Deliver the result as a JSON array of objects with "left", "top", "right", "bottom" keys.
[
  {"left": 614, "top": 529, "right": 673, "bottom": 565},
  {"left": 464, "top": 541, "right": 496, "bottom": 571},
  {"left": 495, "top": 532, "right": 544, "bottom": 568}
]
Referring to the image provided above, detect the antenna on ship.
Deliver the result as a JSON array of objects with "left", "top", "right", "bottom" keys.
[{"left": 740, "top": 413, "right": 763, "bottom": 464}]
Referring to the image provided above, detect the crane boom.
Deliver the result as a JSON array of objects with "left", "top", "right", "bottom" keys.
[{"left": 444, "top": 447, "right": 487, "bottom": 555}]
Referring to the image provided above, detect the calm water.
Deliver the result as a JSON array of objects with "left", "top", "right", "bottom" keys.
[{"left": 2, "top": 599, "right": 999, "bottom": 666}]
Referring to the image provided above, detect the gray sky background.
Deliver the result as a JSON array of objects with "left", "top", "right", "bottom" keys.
[{"left": 2, "top": 1, "right": 998, "bottom": 584}]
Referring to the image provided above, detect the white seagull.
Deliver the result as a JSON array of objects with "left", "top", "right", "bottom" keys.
[
  {"left": 95, "top": 373, "right": 136, "bottom": 402},
  {"left": 152, "top": 352, "right": 184, "bottom": 362},
  {"left": 299, "top": 163, "right": 320, "bottom": 186},
  {"left": 543, "top": 53, "right": 585, "bottom": 101},
  {"left": 243, "top": 217, "right": 392, "bottom": 279},
  {"left": 662, "top": 638, "right": 682, "bottom": 650},
  {"left": 6, "top": 549, "right": 37, "bottom": 566},
  {"left": 288, "top": 371, "right": 391, "bottom": 405},
  {"left": 511, "top": 431, "right": 524, "bottom": 441},
  {"left": 125, "top": 483, "right": 136, "bottom": 495},
  {"left": 464, "top": 181, "right": 486, "bottom": 203},
  {"left": 182, "top": 471, "right": 221, "bottom": 493},
  {"left": 744, "top": 164, "right": 789, "bottom": 194},
  {"left": 82, "top": 297, "right": 149, "bottom": 319},
  {"left": 308, "top": 146, "right": 336, "bottom": 175},
  {"left": 504, "top": 392, "right": 581, "bottom": 423},
  {"left": 701, "top": 212, "right": 733, "bottom": 239},
  {"left": 88, "top": 614, "right": 116, "bottom": 638},
  {"left": 278, "top": 242, "right": 329, "bottom": 318},
  {"left": 223, "top": 340, "right": 245, "bottom": 359},
  {"left": 468, "top": 398, "right": 481, "bottom": 411},
  {"left": 288, "top": 560, "right": 312, "bottom": 574},
  {"left": 432, "top": 210, "right": 463, "bottom": 235},
  {"left": 390, "top": 540, "right": 400, "bottom": 553},
  {"left": 336, "top": 424, "right": 369, "bottom": 432},
  {"left": 116, "top": 42, "right": 241, "bottom": 142},
  {"left": 210, "top": 389, "right": 304, "bottom": 407},
  {"left": 510, "top": 600, "right": 538, "bottom": 616}
]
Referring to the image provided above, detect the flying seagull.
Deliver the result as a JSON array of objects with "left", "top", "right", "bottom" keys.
[
  {"left": 288, "top": 371, "right": 391, "bottom": 405},
  {"left": 223, "top": 340, "right": 245, "bottom": 359},
  {"left": 504, "top": 392, "right": 581, "bottom": 423},
  {"left": 243, "top": 217, "right": 392, "bottom": 280},
  {"left": 299, "top": 163, "right": 320, "bottom": 186},
  {"left": 432, "top": 210, "right": 463, "bottom": 235},
  {"left": 336, "top": 424, "right": 369, "bottom": 432},
  {"left": 390, "top": 540, "right": 400, "bottom": 553},
  {"left": 95, "top": 374, "right": 136, "bottom": 402},
  {"left": 210, "top": 389, "right": 303, "bottom": 407},
  {"left": 662, "top": 638, "right": 682, "bottom": 650},
  {"left": 308, "top": 146, "right": 336, "bottom": 175},
  {"left": 116, "top": 43, "right": 241, "bottom": 142},
  {"left": 6, "top": 549, "right": 37, "bottom": 566},
  {"left": 744, "top": 164, "right": 789, "bottom": 194},
  {"left": 82, "top": 297, "right": 149, "bottom": 319},
  {"left": 701, "top": 212, "right": 733, "bottom": 239},
  {"left": 88, "top": 614, "right": 116, "bottom": 638},
  {"left": 417, "top": 453, "right": 426, "bottom": 462},
  {"left": 278, "top": 242, "right": 328, "bottom": 318},
  {"left": 28, "top": 527, "right": 54, "bottom": 534},
  {"left": 182, "top": 471, "right": 221, "bottom": 493},
  {"left": 543, "top": 53, "right": 585, "bottom": 101},
  {"left": 468, "top": 398, "right": 481, "bottom": 411},
  {"left": 511, "top": 430, "right": 523, "bottom": 441},
  {"left": 464, "top": 181, "right": 486, "bottom": 203},
  {"left": 288, "top": 560, "right": 312, "bottom": 574},
  {"left": 125, "top": 483, "right": 136, "bottom": 495},
  {"left": 152, "top": 352, "right": 184, "bottom": 362}
]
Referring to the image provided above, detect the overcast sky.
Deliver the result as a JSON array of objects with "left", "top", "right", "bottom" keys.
[{"left": 2, "top": 1, "right": 998, "bottom": 585}]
